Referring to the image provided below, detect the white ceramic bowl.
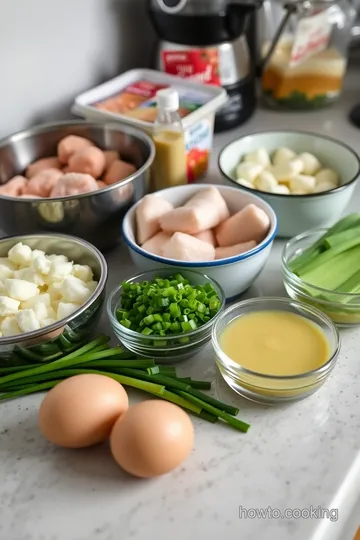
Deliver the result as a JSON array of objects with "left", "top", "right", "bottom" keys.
[
  {"left": 218, "top": 130, "right": 360, "bottom": 238},
  {"left": 122, "top": 184, "right": 277, "bottom": 300}
]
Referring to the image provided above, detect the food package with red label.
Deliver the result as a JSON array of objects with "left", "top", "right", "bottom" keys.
[
  {"left": 161, "top": 48, "right": 221, "bottom": 86},
  {"left": 73, "top": 69, "right": 227, "bottom": 182}
]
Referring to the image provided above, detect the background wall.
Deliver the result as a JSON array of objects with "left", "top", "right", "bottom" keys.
[{"left": 0, "top": 0, "right": 155, "bottom": 138}]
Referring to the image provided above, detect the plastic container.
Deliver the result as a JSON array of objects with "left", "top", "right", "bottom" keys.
[
  {"left": 212, "top": 297, "right": 340, "bottom": 404},
  {"left": 73, "top": 69, "right": 228, "bottom": 183}
]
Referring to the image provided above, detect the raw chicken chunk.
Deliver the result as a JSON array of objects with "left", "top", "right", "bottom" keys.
[
  {"left": 57, "top": 135, "right": 94, "bottom": 164},
  {"left": 50, "top": 173, "right": 98, "bottom": 197},
  {"left": 22, "top": 168, "right": 63, "bottom": 197},
  {"left": 193, "top": 229, "right": 217, "bottom": 246},
  {"left": 103, "top": 160, "right": 136, "bottom": 185},
  {"left": 142, "top": 231, "right": 172, "bottom": 257},
  {"left": 68, "top": 146, "right": 106, "bottom": 179},
  {"left": 136, "top": 194, "right": 173, "bottom": 245},
  {"left": 163, "top": 232, "right": 215, "bottom": 262},
  {"left": 103, "top": 151, "right": 120, "bottom": 170},
  {"left": 215, "top": 240, "right": 257, "bottom": 260},
  {"left": 216, "top": 204, "right": 270, "bottom": 247},
  {"left": 160, "top": 187, "right": 229, "bottom": 235},
  {"left": 26, "top": 157, "right": 61, "bottom": 179},
  {"left": 0, "top": 176, "right": 27, "bottom": 197}
]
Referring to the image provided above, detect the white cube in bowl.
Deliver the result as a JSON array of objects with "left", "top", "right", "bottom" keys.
[
  {"left": 122, "top": 184, "right": 277, "bottom": 300},
  {"left": 218, "top": 131, "right": 360, "bottom": 238}
]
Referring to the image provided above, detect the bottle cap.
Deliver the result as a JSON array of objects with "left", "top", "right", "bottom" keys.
[{"left": 156, "top": 88, "right": 179, "bottom": 111}]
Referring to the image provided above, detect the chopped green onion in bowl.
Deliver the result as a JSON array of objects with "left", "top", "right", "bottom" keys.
[{"left": 107, "top": 269, "right": 226, "bottom": 362}]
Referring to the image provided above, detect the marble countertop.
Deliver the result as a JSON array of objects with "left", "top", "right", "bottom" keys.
[{"left": 1, "top": 68, "right": 360, "bottom": 540}]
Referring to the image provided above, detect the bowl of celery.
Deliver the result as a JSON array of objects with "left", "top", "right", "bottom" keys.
[{"left": 282, "top": 213, "right": 360, "bottom": 326}]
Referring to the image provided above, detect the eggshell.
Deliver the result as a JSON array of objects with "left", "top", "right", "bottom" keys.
[
  {"left": 110, "top": 400, "right": 194, "bottom": 478},
  {"left": 38, "top": 374, "right": 129, "bottom": 448}
]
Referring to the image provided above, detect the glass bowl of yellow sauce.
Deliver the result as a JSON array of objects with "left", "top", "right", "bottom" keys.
[
  {"left": 212, "top": 297, "right": 340, "bottom": 404},
  {"left": 283, "top": 229, "right": 360, "bottom": 326}
]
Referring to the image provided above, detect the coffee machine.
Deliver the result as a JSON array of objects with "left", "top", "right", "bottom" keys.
[{"left": 149, "top": 0, "right": 262, "bottom": 132}]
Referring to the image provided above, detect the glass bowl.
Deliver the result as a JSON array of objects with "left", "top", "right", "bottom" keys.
[
  {"left": 212, "top": 297, "right": 340, "bottom": 404},
  {"left": 107, "top": 268, "right": 226, "bottom": 363},
  {"left": 282, "top": 229, "right": 360, "bottom": 326}
]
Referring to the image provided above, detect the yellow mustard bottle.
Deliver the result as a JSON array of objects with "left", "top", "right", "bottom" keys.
[{"left": 153, "top": 88, "right": 187, "bottom": 190}]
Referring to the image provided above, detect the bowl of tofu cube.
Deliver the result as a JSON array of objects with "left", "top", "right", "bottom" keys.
[
  {"left": 0, "top": 233, "right": 107, "bottom": 366},
  {"left": 218, "top": 130, "right": 360, "bottom": 238},
  {"left": 122, "top": 184, "right": 277, "bottom": 300}
]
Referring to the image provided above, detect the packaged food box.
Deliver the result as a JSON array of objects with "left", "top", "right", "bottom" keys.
[{"left": 72, "top": 69, "right": 227, "bottom": 182}]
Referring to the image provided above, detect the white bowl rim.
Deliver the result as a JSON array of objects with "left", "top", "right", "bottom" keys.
[
  {"left": 122, "top": 183, "right": 277, "bottom": 267},
  {"left": 218, "top": 129, "right": 360, "bottom": 199}
]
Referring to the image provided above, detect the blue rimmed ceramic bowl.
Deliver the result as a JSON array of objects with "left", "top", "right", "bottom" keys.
[{"left": 121, "top": 184, "right": 277, "bottom": 300}]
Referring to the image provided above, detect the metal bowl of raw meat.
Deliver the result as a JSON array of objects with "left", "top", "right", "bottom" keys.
[{"left": 0, "top": 121, "right": 155, "bottom": 250}]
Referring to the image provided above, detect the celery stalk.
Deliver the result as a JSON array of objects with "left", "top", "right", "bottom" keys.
[
  {"left": 298, "top": 237, "right": 360, "bottom": 277},
  {"left": 324, "top": 226, "right": 360, "bottom": 250},
  {"left": 289, "top": 214, "right": 360, "bottom": 272},
  {"left": 300, "top": 246, "right": 360, "bottom": 290}
]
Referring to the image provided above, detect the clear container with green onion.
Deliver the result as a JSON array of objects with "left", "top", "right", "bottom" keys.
[
  {"left": 282, "top": 223, "right": 360, "bottom": 326},
  {"left": 107, "top": 269, "right": 226, "bottom": 362}
]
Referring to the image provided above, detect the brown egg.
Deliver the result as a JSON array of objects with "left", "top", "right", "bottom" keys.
[
  {"left": 110, "top": 400, "right": 194, "bottom": 478},
  {"left": 38, "top": 374, "right": 129, "bottom": 448}
]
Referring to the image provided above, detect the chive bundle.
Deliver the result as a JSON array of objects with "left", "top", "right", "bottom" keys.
[
  {"left": 0, "top": 335, "right": 250, "bottom": 433},
  {"left": 116, "top": 273, "right": 221, "bottom": 337}
]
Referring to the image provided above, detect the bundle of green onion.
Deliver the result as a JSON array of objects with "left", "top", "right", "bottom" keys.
[
  {"left": 0, "top": 335, "right": 250, "bottom": 433},
  {"left": 116, "top": 274, "right": 221, "bottom": 336},
  {"left": 289, "top": 213, "right": 360, "bottom": 298}
]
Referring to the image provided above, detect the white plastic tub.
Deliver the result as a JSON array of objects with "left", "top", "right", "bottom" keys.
[{"left": 73, "top": 69, "right": 227, "bottom": 183}]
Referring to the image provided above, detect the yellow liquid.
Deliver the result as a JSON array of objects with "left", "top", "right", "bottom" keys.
[
  {"left": 220, "top": 311, "right": 329, "bottom": 376},
  {"left": 153, "top": 130, "right": 187, "bottom": 190}
]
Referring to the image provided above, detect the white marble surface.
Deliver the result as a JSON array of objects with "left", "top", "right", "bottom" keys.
[{"left": 1, "top": 67, "right": 360, "bottom": 540}]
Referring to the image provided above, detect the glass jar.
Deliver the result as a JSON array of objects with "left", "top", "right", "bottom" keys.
[{"left": 260, "top": 0, "right": 356, "bottom": 109}]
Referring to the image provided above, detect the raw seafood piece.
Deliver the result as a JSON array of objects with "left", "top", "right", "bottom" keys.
[
  {"left": 57, "top": 135, "right": 94, "bottom": 164},
  {"left": 103, "top": 160, "right": 136, "bottom": 185},
  {"left": 141, "top": 231, "right": 172, "bottom": 257},
  {"left": 50, "top": 173, "right": 98, "bottom": 197},
  {"left": 68, "top": 147, "right": 106, "bottom": 179},
  {"left": 0, "top": 176, "right": 27, "bottom": 197},
  {"left": 216, "top": 204, "right": 270, "bottom": 247},
  {"left": 163, "top": 232, "right": 215, "bottom": 262},
  {"left": 193, "top": 229, "right": 217, "bottom": 246},
  {"left": 26, "top": 157, "right": 61, "bottom": 179},
  {"left": 23, "top": 168, "right": 63, "bottom": 197},
  {"left": 160, "top": 187, "right": 230, "bottom": 235},
  {"left": 136, "top": 194, "right": 173, "bottom": 245},
  {"left": 215, "top": 240, "right": 257, "bottom": 260},
  {"left": 185, "top": 186, "right": 229, "bottom": 223}
]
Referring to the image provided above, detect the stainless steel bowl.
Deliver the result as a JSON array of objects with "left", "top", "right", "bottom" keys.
[
  {"left": 0, "top": 233, "right": 107, "bottom": 367},
  {"left": 0, "top": 121, "right": 155, "bottom": 250}
]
